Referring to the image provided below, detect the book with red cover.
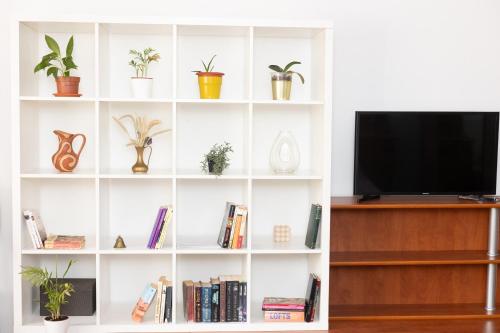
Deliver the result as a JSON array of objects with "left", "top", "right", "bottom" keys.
[
  {"left": 182, "top": 280, "right": 194, "bottom": 322},
  {"left": 262, "top": 297, "right": 305, "bottom": 311}
]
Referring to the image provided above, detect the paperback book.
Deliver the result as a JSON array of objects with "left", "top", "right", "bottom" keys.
[
  {"left": 217, "top": 202, "right": 248, "bottom": 249},
  {"left": 147, "top": 205, "right": 173, "bottom": 249}
]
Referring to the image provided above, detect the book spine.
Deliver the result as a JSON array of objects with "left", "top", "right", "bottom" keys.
[
  {"left": 211, "top": 283, "right": 220, "bottom": 322},
  {"left": 151, "top": 208, "right": 168, "bottom": 249},
  {"left": 305, "top": 205, "right": 322, "bottom": 249},
  {"left": 220, "top": 280, "right": 226, "bottom": 322},
  {"left": 30, "top": 217, "right": 43, "bottom": 248},
  {"left": 264, "top": 311, "right": 305, "bottom": 322},
  {"left": 262, "top": 305, "right": 306, "bottom": 311},
  {"left": 201, "top": 286, "right": 212, "bottom": 322},
  {"left": 159, "top": 282, "right": 167, "bottom": 323},
  {"left": 232, "top": 282, "right": 239, "bottom": 322},
  {"left": 166, "top": 285, "right": 173, "bottom": 323},
  {"left": 24, "top": 213, "right": 39, "bottom": 249},
  {"left": 305, "top": 275, "right": 318, "bottom": 322},
  {"left": 154, "top": 280, "right": 163, "bottom": 324},
  {"left": 217, "top": 202, "right": 231, "bottom": 247},
  {"left": 156, "top": 208, "right": 173, "bottom": 249},
  {"left": 237, "top": 209, "right": 247, "bottom": 249},
  {"left": 147, "top": 208, "right": 165, "bottom": 248},
  {"left": 182, "top": 282, "right": 188, "bottom": 321},
  {"left": 228, "top": 207, "right": 240, "bottom": 249},
  {"left": 238, "top": 282, "right": 245, "bottom": 322},
  {"left": 226, "top": 281, "right": 239, "bottom": 322},
  {"left": 195, "top": 285, "right": 202, "bottom": 322},
  {"left": 311, "top": 278, "right": 321, "bottom": 322},
  {"left": 231, "top": 212, "right": 242, "bottom": 249},
  {"left": 222, "top": 205, "right": 236, "bottom": 248}
]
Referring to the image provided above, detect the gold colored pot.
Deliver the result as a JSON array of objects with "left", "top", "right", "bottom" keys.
[
  {"left": 271, "top": 72, "right": 293, "bottom": 100},
  {"left": 132, "top": 146, "right": 152, "bottom": 173}
]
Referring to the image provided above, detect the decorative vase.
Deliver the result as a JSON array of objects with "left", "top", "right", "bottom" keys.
[
  {"left": 269, "top": 131, "right": 300, "bottom": 174},
  {"left": 271, "top": 72, "right": 292, "bottom": 100},
  {"left": 43, "top": 316, "right": 69, "bottom": 333},
  {"left": 196, "top": 72, "right": 224, "bottom": 99},
  {"left": 130, "top": 77, "right": 153, "bottom": 98},
  {"left": 52, "top": 130, "right": 86, "bottom": 173},
  {"left": 54, "top": 76, "right": 81, "bottom": 97},
  {"left": 132, "top": 146, "right": 152, "bottom": 173}
]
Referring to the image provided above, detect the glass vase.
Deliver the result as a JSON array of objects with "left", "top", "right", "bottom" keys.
[{"left": 269, "top": 131, "right": 300, "bottom": 174}]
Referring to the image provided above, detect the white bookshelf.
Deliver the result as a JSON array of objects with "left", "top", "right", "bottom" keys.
[{"left": 12, "top": 17, "right": 332, "bottom": 332}]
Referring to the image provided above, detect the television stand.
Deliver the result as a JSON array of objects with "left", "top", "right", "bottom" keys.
[{"left": 357, "top": 194, "right": 381, "bottom": 203}]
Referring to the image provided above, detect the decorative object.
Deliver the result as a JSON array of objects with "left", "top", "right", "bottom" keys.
[
  {"left": 273, "top": 225, "right": 291, "bottom": 243},
  {"left": 113, "top": 235, "right": 127, "bottom": 249},
  {"left": 193, "top": 55, "right": 224, "bottom": 99},
  {"left": 40, "top": 278, "right": 96, "bottom": 316},
  {"left": 129, "top": 48, "right": 160, "bottom": 98},
  {"left": 269, "top": 131, "right": 300, "bottom": 174},
  {"left": 113, "top": 114, "right": 170, "bottom": 173},
  {"left": 20, "top": 260, "right": 75, "bottom": 333},
  {"left": 34, "top": 35, "right": 81, "bottom": 97},
  {"left": 268, "top": 61, "right": 305, "bottom": 100},
  {"left": 52, "top": 130, "right": 86, "bottom": 173},
  {"left": 201, "top": 142, "right": 233, "bottom": 176}
]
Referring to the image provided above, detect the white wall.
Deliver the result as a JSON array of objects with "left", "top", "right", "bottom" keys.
[{"left": 3, "top": 0, "right": 500, "bottom": 331}]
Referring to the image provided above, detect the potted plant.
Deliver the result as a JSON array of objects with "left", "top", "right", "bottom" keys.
[
  {"left": 268, "top": 61, "right": 305, "bottom": 100},
  {"left": 129, "top": 48, "right": 160, "bottom": 98},
  {"left": 113, "top": 114, "right": 170, "bottom": 173},
  {"left": 193, "top": 55, "right": 224, "bottom": 99},
  {"left": 34, "top": 35, "right": 80, "bottom": 97},
  {"left": 20, "top": 260, "right": 75, "bottom": 333},
  {"left": 201, "top": 142, "right": 233, "bottom": 176}
]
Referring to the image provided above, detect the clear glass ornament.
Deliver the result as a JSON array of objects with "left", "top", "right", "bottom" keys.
[{"left": 269, "top": 131, "right": 300, "bottom": 174}]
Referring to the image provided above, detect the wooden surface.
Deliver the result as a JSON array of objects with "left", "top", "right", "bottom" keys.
[
  {"left": 330, "top": 304, "right": 500, "bottom": 320},
  {"left": 331, "top": 196, "right": 500, "bottom": 209},
  {"left": 331, "top": 250, "right": 500, "bottom": 266}
]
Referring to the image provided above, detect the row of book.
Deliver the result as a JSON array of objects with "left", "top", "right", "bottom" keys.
[
  {"left": 217, "top": 203, "right": 248, "bottom": 249},
  {"left": 262, "top": 273, "right": 321, "bottom": 322},
  {"left": 147, "top": 206, "right": 173, "bottom": 249},
  {"left": 183, "top": 275, "right": 247, "bottom": 322},
  {"left": 23, "top": 210, "right": 85, "bottom": 249},
  {"left": 131, "top": 276, "right": 173, "bottom": 323}
]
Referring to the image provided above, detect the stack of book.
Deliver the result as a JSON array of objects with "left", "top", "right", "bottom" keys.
[
  {"left": 23, "top": 210, "right": 47, "bottom": 249},
  {"left": 183, "top": 275, "right": 247, "bottom": 322},
  {"left": 305, "top": 204, "right": 322, "bottom": 249},
  {"left": 261, "top": 273, "right": 321, "bottom": 322},
  {"left": 131, "top": 276, "right": 173, "bottom": 323},
  {"left": 262, "top": 297, "right": 305, "bottom": 322},
  {"left": 44, "top": 235, "right": 85, "bottom": 249},
  {"left": 147, "top": 206, "right": 173, "bottom": 249},
  {"left": 217, "top": 202, "right": 248, "bottom": 249}
]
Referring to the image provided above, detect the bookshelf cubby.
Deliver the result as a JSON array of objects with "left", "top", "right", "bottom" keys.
[{"left": 12, "top": 17, "right": 332, "bottom": 332}]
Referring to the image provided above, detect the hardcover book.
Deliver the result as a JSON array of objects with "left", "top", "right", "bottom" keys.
[
  {"left": 201, "top": 282, "right": 212, "bottom": 322},
  {"left": 165, "top": 280, "right": 173, "bottom": 323},
  {"left": 131, "top": 284, "right": 157, "bottom": 322},
  {"left": 305, "top": 204, "right": 322, "bottom": 249},
  {"left": 264, "top": 310, "right": 305, "bottom": 322},
  {"left": 230, "top": 207, "right": 243, "bottom": 249},
  {"left": 219, "top": 276, "right": 227, "bottom": 322},
  {"left": 222, "top": 204, "right": 236, "bottom": 248},
  {"left": 210, "top": 277, "right": 220, "bottom": 322},
  {"left": 217, "top": 202, "right": 233, "bottom": 247},
  {"left": 155, "top": 276, "right": 166, "bottom": 324},
  {"left": 227, "top": 280, "right": 240, "bottom": 322},
  {"left": 182, "top": 280, "right": 194, "bottom": 322},
  {"left": 23, "top": 210, "right": 47, "bottom": 249},
  {"left": 147, "top": 207, "right": 166, "bottom": 248},
  {"left": 238, "top": 281, "right": 247, "bottom": 322},
  {"left": 305, "top": 273, "right": 320, "bottom": 322},
  {"left": 262, "top": 297, "right": 305, "bottom": 311},
  {"left": 194, "top": 282, "right": 202, "bottom": 322},
  {"left": 149, "top": 207, "right": 167, "bottom": 249},
  {"left": 44, "top": 235, "right": 85, "bottom": 249},
  {"left": 236, "top": 207, "right": 248, "bottom": 249},
  {"left": 156, "top": 206, "right": 173, "bottom": 249}
]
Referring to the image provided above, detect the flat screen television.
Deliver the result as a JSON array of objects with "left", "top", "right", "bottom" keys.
[{"left": 354, "top": 111, "right": 499, "bottom": 195}]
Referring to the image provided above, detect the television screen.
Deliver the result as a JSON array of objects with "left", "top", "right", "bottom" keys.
[{"left": 354, "top": 111, "right": 499, "bottom": 195}]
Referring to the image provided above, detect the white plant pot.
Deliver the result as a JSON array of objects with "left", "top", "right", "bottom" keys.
[
  {"left": 130, "top": 77, "right": 153, "bottom": 99},
  {"left": 44, "top": 316, "right": 69, "bottom": 333}
]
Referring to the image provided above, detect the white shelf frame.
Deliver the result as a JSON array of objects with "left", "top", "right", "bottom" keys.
[{"left": 12, "top": 17, "right": 332, "bottom": 333}]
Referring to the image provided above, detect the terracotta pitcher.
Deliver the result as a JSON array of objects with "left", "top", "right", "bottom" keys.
[{"left": 52, "top": 130, "right": 86, "bottom": 172}]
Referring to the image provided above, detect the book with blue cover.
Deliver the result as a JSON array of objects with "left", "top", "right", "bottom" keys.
[{"left": 201, "top": 282, "right": 212, "bottom": 322}]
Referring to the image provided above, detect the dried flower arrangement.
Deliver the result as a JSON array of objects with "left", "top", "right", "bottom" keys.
[{"left": 113, "top": 114, "right": 170, "bottom": 148}]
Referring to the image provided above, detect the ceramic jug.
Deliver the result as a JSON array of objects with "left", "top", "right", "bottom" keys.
[{"left": 52, "top": 130, "right": 86, "bottom": 172}]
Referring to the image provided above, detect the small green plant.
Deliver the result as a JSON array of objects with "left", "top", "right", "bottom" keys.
[
  {"left": 193, "top": 55, "right": 217, "bottom": 73},
  {"left": 34, "top": 35, "right": 78, "bottom": 78},
  {"left": 201, "top": 142, "right": 233, "bottom": 175},
  {"left": 20, "top": 259, "right": 75, "bottom": 321},
  {"left": 129, "top": 48, "right": 160, "bottom": 78},
  {"left": 268, "top": 61, "right": 305, "bottom": 83}
]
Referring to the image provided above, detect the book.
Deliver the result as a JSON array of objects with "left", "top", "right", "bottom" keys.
[
  {"left": 155, "top": 206, "right": 173, "bottom": 249},
  {"left": 305, "top": 273, "right": 319, "bottom": 322},
  {"left": 222, "top": 204, "right": 236, "bottom": 248},
  {"left": 23, "top": 211, "right": 40, "bottom": 249},
  {"left": 23, "top": 210, "right": 47, "bottom": 249},
  {"left": 149, "top": 207, "right": 168, "bottom": 249},
  {"left": 236, "top": 207, "right": 248, "bottom": 249},
  {"left": 227, "top": 279, "right": 240, "bottom": 322},
  {"left": 201, "top": 282, "right": 212, "bottom": 322},
  {"left": 241, "top": 281, "right": 247, "bottom": 322},
  {"left": 44, "top": 235, "right": 85, "bottom": 249},
  {"left": 219, "top": 276, "right": 227, "bottom": 322},
  {"left": 155, "top": 276, "right": 166, "bottom": 324},
  {"left": 305, "top": 204, "right": 322, "bottom": 249},
  {"left": 165, "top": 280, "right": 173, "bottom": 323},
  {"left": 147, "top": 207, "right": 166, "bottom": 248},
  {"left": 263, "top": 310, "right": 305, "bottom": 322},
  {"left": 210, "top": 277, "right": 220, "bottom": 322},
  {"left": 217, "top": 202, "right": 233, "bottom": 247},
  {"left": 182, "top": 280, "right": 194, "bottom": 322},
  {"left": 131, "top": 284, "right": 157, "bottom": 322},
  {"left": 310, "top": 276, "right": 321, "bottom": 322},
  {"left": 238, "top": 281, "right": 247, "bottom": 322},
  {"left": 194, "top": 282, "right": 202, "bottom": 322},
  {"left": 231, "top": 207, "right": 243, "bottom": 249},
  {"left": 262, "top": 297, "right": 306, "bottom": 311}
]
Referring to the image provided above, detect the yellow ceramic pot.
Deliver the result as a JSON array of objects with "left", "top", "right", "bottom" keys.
[{"left": 197, "top": 72, "right": 224, "bottom": 99}]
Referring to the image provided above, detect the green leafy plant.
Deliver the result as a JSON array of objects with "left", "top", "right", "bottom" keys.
[
  {"left": 129, "top": 48, "right": 160, "bottom": 78},
  {"left": 193, "top": 55, "right": 218, "bottom": 73},
  {"left": 201, "top": 142, "right": 233, "bottom": 175},
  {"left": 268, "top": 61, "right": 305, "bottom": 84},
  {"left": 20, "top": 259, "right": 75, "bottom": 321},
  {"left": 34, "top": 35, "right": 78, "bottom": 78}
]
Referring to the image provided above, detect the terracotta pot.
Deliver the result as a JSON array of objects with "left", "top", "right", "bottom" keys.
[
  {"left": 44, "top": 316, "right": 69, "bottom": 333},
  {"left": 52, "top": 130, "right": 86, "bottom": 173},
  {"left": 54, "top": 76, "right": 81, "bottom": 97},
  {"left": 196, "top": 72, "right": 224, "bottom": 99}
]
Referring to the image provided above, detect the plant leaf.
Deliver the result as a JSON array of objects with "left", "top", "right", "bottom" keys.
[
  {"left": 206, "top": 55, "right": 216, "bottom": 72},
  {"left": 46, "top": 67, "right": 58, "bottom": 78},
  {"left": 34, "top": 60, "right": 51, "bottom": 73},
  {"left": 268, "top": 65, "right": 284, "bottom": 72},
  {"left": 283, "top": 61, "right": 301, "bottom": 72},
  {"left": 66, "top": 36, "right": 74, "bottom": 57},
  {"left": 63, "top": 56, "right": 78, "bottom": 70},
  {"left": 291, "top": 71, "right": 305, "bottom": 84},
  {"left": 44, "top": 35, "right": 61, "bottom": 55},
  {"left": 62, "top": 259, "right": 74, "bottom": 278}
]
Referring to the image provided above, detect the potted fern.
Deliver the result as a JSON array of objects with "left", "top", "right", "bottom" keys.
[
  {"left": 268, "top": 61, "right": 305, "bottom": 100},
  {"left": 129, "top": 48, "right": 160, "bottom": 98},
  {"left": 201, "top": 142, "right": 233, "bottom": 175},
  {"left": 34, "top": 35, "right": 80, "bottom": 97},
  {"left": 20, "top": 260, "right": 75, "bottom": 333},
  {"left": 193, "top": 55, "right": 224, "bottom": 99}
]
